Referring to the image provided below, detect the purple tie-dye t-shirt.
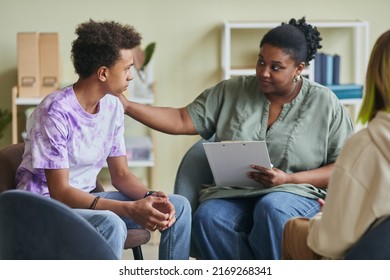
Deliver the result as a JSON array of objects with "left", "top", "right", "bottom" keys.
[{"left": 16, "top": 85, "right": 126, "bottom": 196}]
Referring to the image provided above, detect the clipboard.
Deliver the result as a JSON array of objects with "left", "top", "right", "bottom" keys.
[{"left": 202, "top": 141, "right": 272, "bottom": 188}]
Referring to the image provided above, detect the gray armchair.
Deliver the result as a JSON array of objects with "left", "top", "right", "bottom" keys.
[
  {"left": 344, "top": 217, "right": 390, "bottom": 260},
  {"left": 0, "top": 190, "right": 118, "bottom": 259},
  {"left": 173, "top": 138, "right": 214, "bottom": 215},
  {"left": 0, "top": 142, "right": 150, "bottom": 260},
  {"left": 173, "top": 137, "right": 214, "bottom": 258}
]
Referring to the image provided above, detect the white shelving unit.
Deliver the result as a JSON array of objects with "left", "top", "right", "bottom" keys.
[
  {"left": 222, "top": 20, "right": 369, "bottom": 80},
  {"left": 221, "top": 20, "right": 369, "bottom": 122}
]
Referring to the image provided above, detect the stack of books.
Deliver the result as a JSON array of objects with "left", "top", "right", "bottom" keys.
[
  {"left": 314, "top": 52, "right": 363, "bottom": 100},
  {"left": 314, "top": 52, "right": 341, "bottom": 86}
]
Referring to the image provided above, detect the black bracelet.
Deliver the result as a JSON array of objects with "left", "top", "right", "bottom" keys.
[
  {"left": 144, "top": 191, "right": 156, "bottom": 198},
  {"left": 89, "top": 196, "right": 100, "bottom": 210}
]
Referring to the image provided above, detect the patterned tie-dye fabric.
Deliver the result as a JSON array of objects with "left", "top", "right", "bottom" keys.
[{"left": 16, "top": 85, "right": 126, "bottom": 196}]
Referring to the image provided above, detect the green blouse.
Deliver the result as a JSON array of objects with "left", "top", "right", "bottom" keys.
[{"left": 187, "top": 76, "right": 354, "bottom": 202}]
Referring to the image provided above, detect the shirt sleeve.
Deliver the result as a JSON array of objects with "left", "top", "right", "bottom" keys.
[
  {"left": 30, "top": 110, "right": 70, "bottom": 170},
  {"left": 108, "top": 98, "right": 126, "bottom": 158},
  {"left": 187, "top": 80, "right": 226, "bottom": 140},
  {"left": 326, "top": 96, "right": 355, "bottom": 163}
]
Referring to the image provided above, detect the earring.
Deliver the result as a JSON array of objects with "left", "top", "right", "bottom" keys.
[{"left": 294, "top": 75, "right": 301, "bottom": 83}]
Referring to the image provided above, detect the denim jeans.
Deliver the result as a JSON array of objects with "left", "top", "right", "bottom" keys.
[
  {"left": 192, "top": 191, "right": 320, "bottom": 259},
  {"left": 74, "top": 208, "right": 127, "bottom": 259},
  {"left": 90, "top": 191, "right": 191, "bottom": 260}
]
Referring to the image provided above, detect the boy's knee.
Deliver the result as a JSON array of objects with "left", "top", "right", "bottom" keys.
[
  {"left": 170, "top": 194, "right": 191, "bottom": 217},
  {"left": 98, "top": 210, "right": 127, "bottom": 241}
]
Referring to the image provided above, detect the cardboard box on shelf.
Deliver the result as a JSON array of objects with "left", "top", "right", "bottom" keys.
[
  {"left": 39, "top": 33, "right": 60, "bottom": 97},
  {"left": 17, "top": 32, "right": 40, "bottom": 97},
  {"left": 16, "top": 32, "right": 61, "bottom": 98}
]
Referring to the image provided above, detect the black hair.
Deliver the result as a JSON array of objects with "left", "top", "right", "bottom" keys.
[
  {"left": 260, "top": 17, "right": 322, "bottom": 66},
  {"left": 71, "top": 19, "right": 142, "bottom": 78}
]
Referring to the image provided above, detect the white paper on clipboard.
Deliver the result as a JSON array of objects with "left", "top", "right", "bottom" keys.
[{"left": 202, "top": 141, "right": 272, "bottom": 188}]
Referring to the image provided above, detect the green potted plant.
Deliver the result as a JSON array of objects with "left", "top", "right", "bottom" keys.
[
  {"left": 133, "top": 42, "right": 156, "bottom": 81},
  {"left": 135, "top": 42, "right": 155, "bottom": 71},
  {"left": 0, "top": 108, "right": 11, "bottom": 139},
  {"left": 130, "top": 42, "right": 156, "bottom": 98}
]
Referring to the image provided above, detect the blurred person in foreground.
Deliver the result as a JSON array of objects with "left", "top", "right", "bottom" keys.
[{"left": 282, "top": 29, "right": 390, "bottom": 260}]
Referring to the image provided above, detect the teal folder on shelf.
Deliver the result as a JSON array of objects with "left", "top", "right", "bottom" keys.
[
  {"left": 325, "top": 55, "right": 334, "bottom": 85},
  {"left": 327, "top": 84, "right": 363, "bottom": 100}
]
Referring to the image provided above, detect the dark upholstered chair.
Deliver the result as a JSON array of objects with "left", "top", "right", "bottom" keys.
[
  {"left": 0, "top": 189, "right": 118, "bottom": 259},
  {"left": 173, "top": 138, "right": 214, "bottom": 216},
  {"left": 173, "top": 137, "right": 214, "bottom": 258},
  {"left": 344, "top": 217, "right": 390, "bottom": 260},
  {"left": 0, "top": 143, "right": 150, "bottom": 260}
]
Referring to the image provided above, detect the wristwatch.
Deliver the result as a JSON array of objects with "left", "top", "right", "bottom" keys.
[{"left": 144, "top": 190, "right": 156, "bottom": 198}]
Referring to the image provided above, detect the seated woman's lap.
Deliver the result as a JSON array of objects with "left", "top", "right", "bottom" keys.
[
  {"left": 192, "top": 192, "right": 320, "bottom": 259},
  {"left": 250, "top": 191, "right": 320, "bottom": 259},
  {"left": 192, "top": 197, "right": 257, "bottom": 259}
]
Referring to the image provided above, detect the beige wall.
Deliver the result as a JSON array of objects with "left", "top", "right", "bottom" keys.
[{"left": 1, "top": 0, "right": 390, "bottom": 193}]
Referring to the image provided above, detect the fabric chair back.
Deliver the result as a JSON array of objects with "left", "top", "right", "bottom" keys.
[
  {"left": 173, "top": 138, "right": 214, "bottom": 215},
  {"left": 0, "top": 143, "right": 24, "bottom": 192},
  {"left": 0, "top": 190, "right": 117, "bottom": 259},
  {"left": 173, "top": 137, "right": 215, "bottom": 259},
  {"left": 345, "top": 217, "right": 390, "bottom": 260},
  {"left": 0, "top": 142, "right": 150, "bottom": 260}
]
